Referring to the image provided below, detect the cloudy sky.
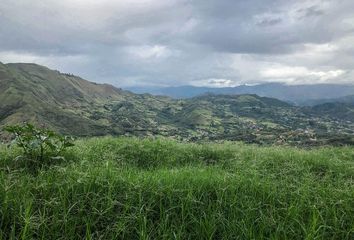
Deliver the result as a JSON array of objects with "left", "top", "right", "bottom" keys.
[{"left": 0, "top": 0, "right": 353, "bottom": 88}]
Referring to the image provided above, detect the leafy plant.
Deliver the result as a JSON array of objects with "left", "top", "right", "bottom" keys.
[{"left": 4, "top": 123, "right": 75, "bottom": 168}]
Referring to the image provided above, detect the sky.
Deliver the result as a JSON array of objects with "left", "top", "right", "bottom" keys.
[{"left": 0, "top": 0, "right": 353, "bottom": 88}]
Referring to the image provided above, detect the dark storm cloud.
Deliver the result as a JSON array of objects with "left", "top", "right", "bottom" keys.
[
  {"left": 0, "top": 0, "right": 353, "bottom": 87},
  {"left": 186, "top": 0, "right": 346, "bottom": 55}
]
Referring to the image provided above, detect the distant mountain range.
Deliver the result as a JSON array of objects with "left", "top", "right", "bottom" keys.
[
  {"left": 127, "top": 84, "right": 354, "bottom": 105},
  {"left": 1, "top": 62, "right": 353, "bottom": 145}
]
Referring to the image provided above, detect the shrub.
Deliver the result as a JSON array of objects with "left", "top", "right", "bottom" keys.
[{"left": 4, "top": 123, "right": 74, "bottom": 169}]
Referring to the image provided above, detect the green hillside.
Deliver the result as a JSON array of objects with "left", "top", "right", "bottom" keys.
[
  {"left": 1, "top": 63, "right": 353, "bottom": 145},
  {"left": 309, "top": 103, "right": 354, "bottom": 121},
  {"left": 0, "top": 62, "right": 129, "bottom": 135},
  {"left": 1, "top": 137, "right": 353, "bottom": 239},
  {"left": 300, "top": 94, "right": 354, "bottom": 106}
]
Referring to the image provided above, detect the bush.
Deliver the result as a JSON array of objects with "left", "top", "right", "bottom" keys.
[{"left": 4, "top": 123, "right": 74, "bottom": 169}]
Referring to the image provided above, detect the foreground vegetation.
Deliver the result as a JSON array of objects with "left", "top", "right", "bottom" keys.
[{"left": 0, "top": 137, "right": 353, "bottom": 239}]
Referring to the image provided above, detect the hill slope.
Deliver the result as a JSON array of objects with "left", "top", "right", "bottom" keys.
[
  {"left": 303, "top": 94, "right": 354, "bottom": 106},
  {"left": 308, "top": 102, "right": 354, "bottom": 121},
  {"left": 1, "top": 62, "right": 353, "bottom": 145},
  {"left": 0, "top": 62, "right": 132, "bottom": 135}
]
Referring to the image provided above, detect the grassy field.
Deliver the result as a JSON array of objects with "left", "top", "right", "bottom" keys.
[{"left": 0, "top": 137, "right": 353, "bottom": 239}]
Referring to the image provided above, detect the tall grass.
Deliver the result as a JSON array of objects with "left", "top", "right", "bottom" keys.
[{"left": 0, "top": 137, "right": 353, "bottom": 239}]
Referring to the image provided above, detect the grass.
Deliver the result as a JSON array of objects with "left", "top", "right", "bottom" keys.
[{"left": 0, "top": 137, "right": 353, "bottom": 239}]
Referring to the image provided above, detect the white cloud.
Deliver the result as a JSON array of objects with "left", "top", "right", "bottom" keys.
[
  {"left": 0, "top": 51, "right": 91, "bottom": 77},
  {"left": 0, "top": 51, "right": 88, "bottom": 65},
  {"left": 260, "top": 65, "right": 346, "bottom": 84},
  {"left": 177, "top": 18, "right": 199, "bottom": 33},
  {"left": 125, "top": 45, "right": 179, "bottom": 60},
  {"left": 261, "top": 66, "right": 310, "bottom": 78},
  {"left": 303, "top": 43, "right": 338, "bottom": 54},
  {"left": 0, "top": 51, "right": 45, "bottom": 64},
  {"left": 191, "top": 78, "right": 239, "bottom": 88}
]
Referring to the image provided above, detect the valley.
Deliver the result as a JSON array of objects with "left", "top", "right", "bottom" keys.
[
  {"left": 0, "top": 64, "right": 354, "bottom": 145},
  {"left": 1, "top": 62, "right": 354, "bottom": 145}
]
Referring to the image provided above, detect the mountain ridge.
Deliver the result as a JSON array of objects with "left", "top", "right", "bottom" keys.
[{"left": 127, "top": 83, "right": 354, "bottom": 104}]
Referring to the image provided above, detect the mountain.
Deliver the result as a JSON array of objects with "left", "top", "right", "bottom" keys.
[
  {"left": 1, "top": 62, "right": 353, "bottom": 145},
  {"left": 0, "top": 62, "right": 130, "bottom": 135},
  {"left": 127, "top": 83, "right": 354, "bottom": 104}
]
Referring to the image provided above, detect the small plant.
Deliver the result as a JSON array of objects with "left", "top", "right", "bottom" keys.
[{"left": 4, "top": 123, "right": 75, "bottom": 168}]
